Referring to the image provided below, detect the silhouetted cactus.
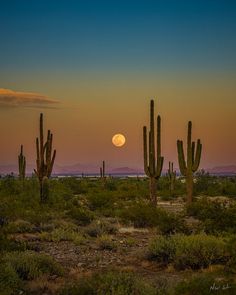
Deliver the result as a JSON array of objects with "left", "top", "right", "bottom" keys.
[
  {"left": 34, "top": 113, "right": 56, "bottom": 202},
  {"left": 143, "top": 99, "right": 164, "bottom": 205},
  {"left": 167, "top": 162, "right": 176, "bottom": 195},
  {"left": 18, "top": 145, "right": 26, "bottom": 180},
  {"left": 100, "top": 160, "right": 106, "bottom": 180},
  {"left": 177, "top": 121, "right": 202, "bottom": 204}
]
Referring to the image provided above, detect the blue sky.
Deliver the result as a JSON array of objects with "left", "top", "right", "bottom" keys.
[{"left": 1, "top": 0, "right": 236, "bottom": 72}]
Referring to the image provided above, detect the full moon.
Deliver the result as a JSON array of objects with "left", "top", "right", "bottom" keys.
[{"left": 112, "top": 134, "right": 126, "bottom": 147}]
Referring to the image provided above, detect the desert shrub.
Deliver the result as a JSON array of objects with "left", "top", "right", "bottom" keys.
[
  {"left": 0, "top": 228, "right": 28, "bottom": 252},
  {"left": 187, "top": 198, "right": 236, "bottom": 234},
  {"left": 59, "top": 177, "right": 88, "bottom": 194},
  {"left": 40, "top": 227, "right": 85, "bottom": 245},
  {"left": 1, "top": 251, "right": 64, "bottom": 280},
  {"left": 59, "top": 270, "right": 158, "bottom": 295},
  {"left": 119, "top": 203, "right": 187, "bottom": 234},
  {"left": 85, "top": 220, "right": 117, "bottom": 237},
  {"left": 6, "top": 219, "right": 34, "bottom": 234},
  {"left": 174, "top": 273, "right": 235, "bottom": 295},
  {"left": 225, "top": 235, "right": 236, "bottom": 273},
  {"left": 68, "top": 207, "right": 94, "bottom": 226},
  {"left": 87, "top": 192, "right": 115, "bottom": 211},
  {"left": 0, "top": 263, "right": 22, "bottom": 295},
  {"left": 119, "top": 203, "right": 159, "bottom": 227},
  {"left": 173, "top": 234, "right": 228, "bottom": 270},
  {"left": 148, "top": 234, "right": 229, "bottom": 270},
  {"left": 97, "top": 234, "right": 117, "bottom": 250},
  {"left": 148, "top": 235, "right": 176, "bottom": 265}
]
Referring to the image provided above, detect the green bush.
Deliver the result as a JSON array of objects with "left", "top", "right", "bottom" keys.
[
  {"left": 97, "top": 235, "right": 117, "bottom": 250},
  {"left": 120, "top": 203, "right": 187, "bottom": 234},
  {"left": 87, "top": 192, "right": 115, "bottom": 211},
  {"left": 1, "top": 251, "right": 64, "bottom": 280},
  {"left": 85, "top": 220, "right": 117, "bottom": 237},
  {"left": 148, "top": 235, "right": 176, "bottom": 265},
  {"left": 187, "top": 198, "right": 236, "bottom": 234},
  {"left": 174, "top": 273, "right": 235, "bottom": 295},
  {"left": 0, "top": 263, "right": 22, "bottom": 295},
  {"left": 68, "top": 207, "right": 94, "bottom": 226},
  {"left": 59, "top": 270, "right": 158, "bottom": 295},
  {"left": 148, "top": 234, "right": 229, "bottom": 270}
]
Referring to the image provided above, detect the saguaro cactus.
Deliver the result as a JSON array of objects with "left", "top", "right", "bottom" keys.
[
  {"left": 100, "top": 160, "right": 106, "bottom": 179},
  {"left": 18, "top": 145, "right": 26, "bottom": 180},
  {"left": 167, "top": 161, "right": 176, "bottom": 195},
  {"left": 34, "top": 113, "right": 56, "bottom": 202},
  {"left": 177, "top": 121, "right": 202, "bottom": 204},
  {"left": 143, "top": 99, "right": 164, "bottom": 205}
]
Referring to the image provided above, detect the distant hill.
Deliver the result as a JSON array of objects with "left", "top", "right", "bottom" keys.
[
  {"left": 111, "top": 167, "right": 142, "bottom": 174},
  {"left": 0, "top": 163, "right": 235, "bottom": 176},
  {"left": 207, "top": 165, "right": 236, "bottom": 175}
]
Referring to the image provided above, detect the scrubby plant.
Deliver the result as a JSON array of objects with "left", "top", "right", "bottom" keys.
[
  {"left": 40, "top": 227, "right": 85, "bottom": 245},
  {"left": 148, "top": 233, "right": 229, "bottom": 270},
  {"left": 174, "top": 273, "right": 235, "bottom": 295},
  {"left": 143, "top": 99, "right": 164, "bottom": 206},
  {"left": 0, "top": 251, "right": 63, "bottom": 281},
  {"left": 119, "top": 203, "right": 187, "bottom": 234},
  {"left": 187, "top": 198, "right": 236, "bottom": 234},
  {"left": 97, "top": 234, "right": 117, "bottom": 250},
  {"left": 59, "top": 270, "right": 158, "bottom": 295},
  {"left": 85, "top": 220, "right": 117, "bottom": 237},
  {"left": 68, "top": 207, "right": 94, "bottom": 226},
  {"left": 177, "top": 121, "right": 202, "bottom": 204}
]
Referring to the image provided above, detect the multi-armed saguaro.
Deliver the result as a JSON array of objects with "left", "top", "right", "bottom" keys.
[
  {"left": 177, "top": 121, "right": 202, "bottom": 204},
  {"left": 167, "top": 161, "right": 176, "bottom": 195},
  {"left": 143, "top": 99, "right": 164, "bottom": 206},
  {"left": 18, "top": 145, "right": 26, "bottom": 180},
  {"left": 34, "top": 113, "right": 56, "bottom": 202}
]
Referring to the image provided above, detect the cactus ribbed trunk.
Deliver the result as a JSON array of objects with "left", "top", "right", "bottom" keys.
[
  {"left": 186, "top": 172, "right": 193, "bottom": 204},
  {"left": 177, "top": 121, "right": 202, "bottom": 204},
  {"left": 34, "top": 113, "right": 56, "bottom": 202},
  {"left": 150, "top": 177, "right": 157, "bottom": 205},
  {"left": 143, "top": 99, "right": 164, "bottom": 206}
]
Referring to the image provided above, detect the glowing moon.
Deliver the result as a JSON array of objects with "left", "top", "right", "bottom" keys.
[{"left": 112, "top": 134, "right": 126, "bottom": 147}]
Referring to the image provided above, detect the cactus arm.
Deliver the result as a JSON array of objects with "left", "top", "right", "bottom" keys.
[
  {"left": 192, "top": 139, "right": 202, "bottom": 172},
  {"left": 177, "top": 140, "right": 187, "bottom": 175},
  {"left": 155, "top": 156, "right": 164, "bottom": 179},
  {"left": 187, "top": 121, "right": 192, "bottom": 170},
  {"left": 143, "top": 126, "right": 150, "bottom": 177}
]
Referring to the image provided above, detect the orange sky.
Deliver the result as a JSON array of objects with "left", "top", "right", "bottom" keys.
[{"left": 0, "top": 72, "right": 235, "bottom": 170}]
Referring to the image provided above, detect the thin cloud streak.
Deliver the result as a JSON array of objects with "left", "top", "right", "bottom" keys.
[{"left": 0, "top": 88, "right": 59, "bottom": 108}]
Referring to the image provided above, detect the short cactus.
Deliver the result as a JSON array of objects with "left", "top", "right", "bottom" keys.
[
  {"left": 177, "top": 121, "right": 202, "bottom": 203},
  {"left": 167, "top": 161, "right": 176, "bottom": 195},
  {"left": 18, "top": 145, "right": 26, "bottom": 180}
]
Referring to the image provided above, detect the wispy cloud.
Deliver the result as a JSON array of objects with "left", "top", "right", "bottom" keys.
[{"left": 0, "top": 88, "right": 59, "bottom": 108}]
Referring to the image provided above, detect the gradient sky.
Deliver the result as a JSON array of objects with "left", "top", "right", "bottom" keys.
[{"left": 0, "top": 0, "right": 236, "bottom": 170}]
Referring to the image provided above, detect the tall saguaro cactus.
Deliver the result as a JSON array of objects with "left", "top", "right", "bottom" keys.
[
  {"left": 177, "top": 121, "right": 202, "bottom": 204},
  {"left": 143, "top": 99, "right": 164, "bottom": 205},
  {"left": 18, "top": 145, "right": 26, "bottom": 180},
  {"left": 167, "top": 161, "right": 176, "bottom": 195},
  {"left": 34, "top": 113, "right": 56, "bottom": 202}
]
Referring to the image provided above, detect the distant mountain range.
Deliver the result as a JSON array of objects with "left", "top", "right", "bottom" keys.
[
  {"left": 0, "top": 163, "right": 235, "bottom": 176},
  {"left": 206, "top": 166, "right": 236, "bottom": 175}
]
